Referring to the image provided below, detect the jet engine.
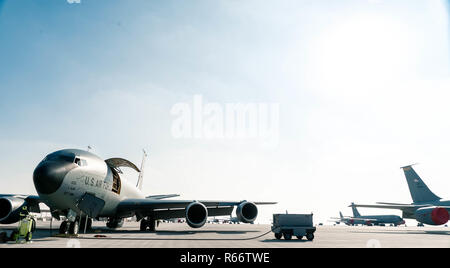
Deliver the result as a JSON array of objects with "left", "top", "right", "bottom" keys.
[
  {"left": 415, "top": 207, "right": 449, "bottom": 226},
  {"left": 106, "top": 218, "right": 124, "bottom": 229},
  {"left": 0, "top": 197, "right": 26, "bottom": 224},
  {"left": 236, "top": 202, "right": 258, "bottom": 223},
  {"left": 185, "top": 202, "right": 208, "bottom": 228}
]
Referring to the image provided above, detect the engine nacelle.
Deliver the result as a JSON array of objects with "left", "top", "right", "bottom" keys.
[
  {"left": 106, "top": 218, "right": 124, "bottom": 229},
  {"left": 0, "top": 197, "right": 26, "bottom": 224},
  {"left": 415, "top": 207, "right": 449, "bottom": 226},
  {"left": 236, "top": 202, "right": 258, "bottom": 223},
  {"left": 185, "top": 202, "right": 208, "bottom": 228}
]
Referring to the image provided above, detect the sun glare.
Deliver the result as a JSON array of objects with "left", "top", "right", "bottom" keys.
[{"left": 312, "top": 14, "right": 418, "bottom": 94}]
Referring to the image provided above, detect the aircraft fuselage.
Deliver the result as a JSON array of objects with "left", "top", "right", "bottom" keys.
[{"left": 33, "top": 149, "right": 143, "bottom": 219}]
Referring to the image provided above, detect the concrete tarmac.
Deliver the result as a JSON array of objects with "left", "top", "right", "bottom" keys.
[{"left": 0, "top": 221, "right": 449, "bottom": 248}]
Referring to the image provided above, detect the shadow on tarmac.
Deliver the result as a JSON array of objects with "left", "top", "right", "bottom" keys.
[
  {"left": 261, "top": 239, "right": 313, "bottom": 243},
  {"left": 85, "top": 226, "right": 260, "bottom": 235},
  {"left": 1, "top": 226, "right": 268, "bottom": 242}
]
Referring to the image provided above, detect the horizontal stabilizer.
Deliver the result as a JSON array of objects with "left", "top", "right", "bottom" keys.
[
  {"left": 352, "top": 203, "right": 414, "bottom": 209},
  {"left": 376, "top": 202, "right": 413, "bottom": 206}
]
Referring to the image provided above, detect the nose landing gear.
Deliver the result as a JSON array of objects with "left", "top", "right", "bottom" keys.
[
  {"left": 80, "top": 217, "right": 93, "bottom": 232},
  {"left": 59, "top": 220, "right": 80, "bottom": 235}
]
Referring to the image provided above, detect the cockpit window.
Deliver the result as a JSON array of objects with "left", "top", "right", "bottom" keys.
[
  {"left": 44, "top": 152, "right": 76, "bottom": 163},
  {"left": 75, "top": 157, "right": 88, "bottom": 167}
]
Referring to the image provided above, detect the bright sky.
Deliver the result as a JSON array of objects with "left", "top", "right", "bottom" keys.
[{"left": 0, "top": 0, "right": 449, "bottom": 224}]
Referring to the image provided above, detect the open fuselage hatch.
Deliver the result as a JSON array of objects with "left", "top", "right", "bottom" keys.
[
  {"left": 104, "top": 157, "right": 141, "bottom": 196},
  {"left": 111, "top": 167, "right": 121, "bottom": 195}
]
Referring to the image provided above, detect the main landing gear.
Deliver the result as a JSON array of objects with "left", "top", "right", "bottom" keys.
[{"left": 140, "top": 218, "right": 156, "bottom": 232}]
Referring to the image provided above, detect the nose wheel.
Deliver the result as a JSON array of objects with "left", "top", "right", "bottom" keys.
[
  {"left": 59, "top": 221, "right": 69, "bottom": 235},
  {"left": 59, "top": 221, "right": 80, "bottom": 235},
  {"left": 69, "top": 221, "right": 79, "bottom": 235},
  {"left": 80, "top": 217, "right": 93, "bottom": 232}
]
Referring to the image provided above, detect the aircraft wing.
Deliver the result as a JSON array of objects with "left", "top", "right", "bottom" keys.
[
  {"left": 116, "top": 199, "right": 276, "bottom": 220},
  {"left": 0, "top": 194, "right": 42, "bottom": 213},
  {"left": 146, "top": 194, "right": 180, "bottom": 200},
  {"left": 352, "top": 203, "right": 426, "bottom": 219},
  {"left": 352, "top": 203, "right": 426, "bottom": 210}
]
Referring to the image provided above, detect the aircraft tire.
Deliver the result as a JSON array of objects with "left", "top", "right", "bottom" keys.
[
  {"left": 69, "top": 221, "right": 79, "bottom": 235},
  {"left": 140, "top": 219, "right": 148, "bottom": 231},
  {"left": 149, "top": 219, "right": 156, "bottom": 232},
  {"left": 80, "top": 218, "right": 93, "bottom": 232},
  {"left": 306, "top": 233, "right": 314, "bottom": 241},
  {"left": 59, "top": 221, "right": 69, "bottom": 235},
  {"left": 274, "top": 233, "right": 282, "bottom": 240}
]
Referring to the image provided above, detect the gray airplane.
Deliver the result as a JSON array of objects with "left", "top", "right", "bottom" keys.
[
  {"left": 0, "top": 149, "right": 275, "bottom": 235},
  {"left": 329, "top": 212, "right": 356, "bottom": 225},
  {"left": 354, "top": 165, "right": 450, "bottom": 226},
  {"left": 330, "top": 205, "right": 405, "bottom": 226},
  {"left": 330, "top": 211, "right": 375, "bottom": 226},
  {"left": 349, "top": 203, "right": 404, "bottom": 226}
]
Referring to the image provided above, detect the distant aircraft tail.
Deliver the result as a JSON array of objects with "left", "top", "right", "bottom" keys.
[
  {"left": 350, "top": 202, "right": 361, "bottom": 217},
  {"left": 401, "top": 165, "right": 441, "bottom": 203},
  {"left": 136, "top": 149, "right": 147, "bottom": 191},
  {"left": 339, "top": 211, "right": 344, "bottom": 219}
]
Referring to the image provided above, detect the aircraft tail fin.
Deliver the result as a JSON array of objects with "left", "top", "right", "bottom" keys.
[
  {"left": 339, "top": 211, "right": 344, "bottom": 219},
  {"left": 401, "top": 165, "right": 441, "bottom": 203},
  {"left": 350, "top": 202, "right": 361, "bottom": 217},
  {"left": 136, "top": 149, "right": 147, "bottom": 191}
]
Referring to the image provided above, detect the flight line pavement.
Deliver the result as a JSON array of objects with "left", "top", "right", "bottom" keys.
[{"left": 0, "top": 221, "right": 449, "bottom": 248}]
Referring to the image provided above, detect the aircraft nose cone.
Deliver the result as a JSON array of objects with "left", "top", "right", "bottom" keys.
[{"left": 33, "top": 161, "right": 73, "bottom": 195}]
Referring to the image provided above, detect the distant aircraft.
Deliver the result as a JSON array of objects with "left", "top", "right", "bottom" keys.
[
  {"left": 210, "top": 216, "right": 240, "bottom": 224},
  {"left": 330, "top": 212, "right": 356, "bottom": 225},
  {"left": 0, "top": 149, "right": 276, "bottom": 235},
  {"left": 349, "top": 203, "right": 404, "bottom": 226},
  {"left": 329, "top": 211, "right": 375, "bottom": 226},
  {"left": 353, "top": 165, "right": 450, "bottom": 226},
  {"left": 330, "top": 205, "right": 405, "bottom": 226},
  {"left": 223, "top": 216, "right": 241, "bottom": 224}
]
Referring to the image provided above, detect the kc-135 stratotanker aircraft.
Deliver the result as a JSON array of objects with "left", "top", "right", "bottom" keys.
[
  {"left": 354, "top": 165, "right": 450, "bottom": 226},
  {"left": 330, "top": 203, "right": 405, "bottom": 226},
  {"left": 0, "top": 149, "right": 276, "bottom": 235}
]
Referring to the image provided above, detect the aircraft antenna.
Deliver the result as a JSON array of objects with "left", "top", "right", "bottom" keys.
[{"left": 137, "top": 149, "right": 148, "bottom": 190}]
